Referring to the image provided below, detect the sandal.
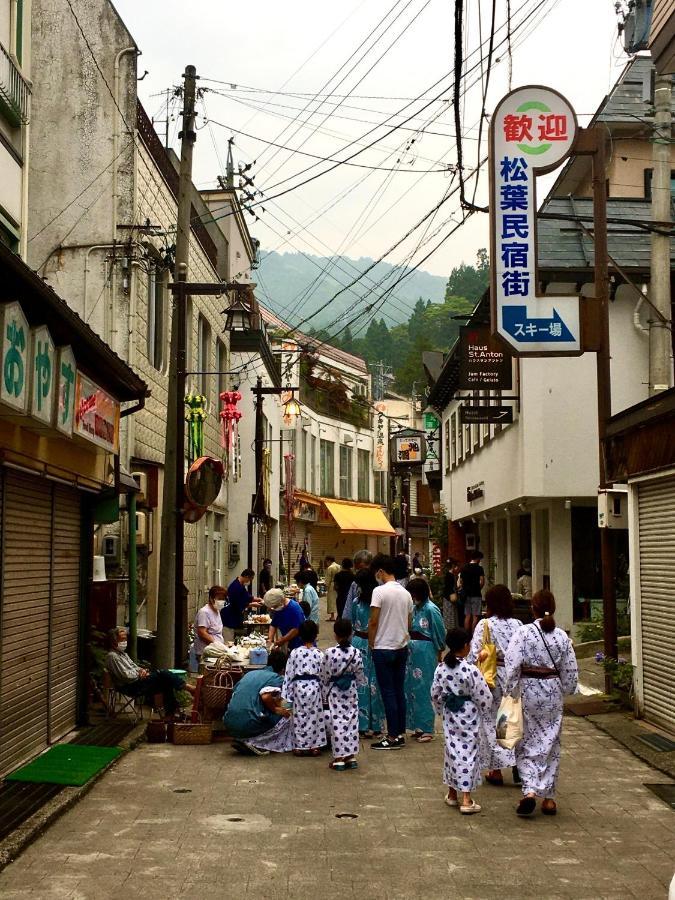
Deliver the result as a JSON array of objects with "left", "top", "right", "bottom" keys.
[
  {"left": 444, "top": 794, "right": 458, "bottom": 808},
  {"left": 329, "top": 760, "right": 346, "bottom": 771},
  {"left": 309, "top": 748, "right": 321, "bottom": 757},
  {"left": 459, "top": 800, "right": 482, "bottom": 815},
  {"left": 516, "top": 796, "right": 537, "bottom": 817},
  {"left": 541, "top": 799, "right": 557, "bottom": 816},
  {"left": 345, "top": 759, "right": 358, "bottom": 769},
  {"left": 485, "top": 770, "right": 504, "bottom": 786},
  {"left": 416, "top": 733, "right": 434, "bottom": 743}
]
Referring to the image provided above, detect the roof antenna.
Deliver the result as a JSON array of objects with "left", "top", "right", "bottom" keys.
[{"left": 226, "top": 137, "right": 235, "bottom": 188}]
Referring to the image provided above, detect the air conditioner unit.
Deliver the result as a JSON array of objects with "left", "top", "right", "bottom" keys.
[
  {"left": 102, "top": 534, "right": 120, "bottom": 561},
  {"left": 228, "top": 541, "right": 240, "bottom": 565},
  {"left": 131, "top": 471, "right": 148, "bottom": 502},
  {"left": 597, "top": 490, "right": 628, "bottom": 530},
  {"left": 136, "top": 511, "right": 149, "bottom": 546}
]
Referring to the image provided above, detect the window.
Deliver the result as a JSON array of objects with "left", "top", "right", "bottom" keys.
[
  {"left": 197, "top": 314, "right": 212, "bottom": 400},
  {"left": 339, "top": 444, "right": 353, "bottom": 499},
  {"left": 320, "top": 439, "right": 335, "bottom": 497},
  {"left": 185, "top": 296, "right": 194, "bottom": 388},
  {"left": 300, "top": 429, "right": 308, "bottom": 490},
  {"left": 374, "top": 470, "right": 387, "bottom": 506},
  {"left": 217, "top": 339, "right": 228, "bottom": 400},
  {"left": 311, "top": 435, "right": 317, "bottom": 494},
  {"left": 644, "top": 168, "right": 675, "bottom": 201},
  {"left": 458, "top": 412, "right": 464, "bottom": 459},
  {"left": 147, "top": 265, "right": 168, "bottom": 371},
  {"left": 212, "top": 514, "right": 225, "bottom": 585},
  {"left": 357, "top": 449, "right": 370, "bottom": 502},
  {"left": 444, "top": 419, "right": 451, "bottom": 473},
  {"left": 281, "top": 429, "right": 296, "bottom": 487},
  {"left": 451, "top": 412, "right": 457, "bottom": 467}
]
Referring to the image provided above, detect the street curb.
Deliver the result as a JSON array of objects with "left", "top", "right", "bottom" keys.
[
  {"left": 584, "top": 711, "right": 675, "bottom": 781},
  {"left": 574, "top": 635, "right": 631, "bottom": 659},
  {"left": 0, "top": 722, "right": 147, "bottom": 874}
]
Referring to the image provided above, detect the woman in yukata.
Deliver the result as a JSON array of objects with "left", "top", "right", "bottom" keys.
[
  {"left": 504, "top": 589, "right": 578, "bottom": 817},
  {"left": 431, "top": 627, "right": 492, "bottom": 815},
  {"left": 322, "top": 618, "right": 366, "bottom": 771},
  {"left": 283, "top": 619, "right": 326, "bottom": 757},
  {"left": 404, "top": 577, "right": 446, "bottom": 743},
  {"left": 468, "top": 584, "right": 522, "bottom": 785},
  {"left": 350, "top": 568, "right": 387, "bottom": 738}
]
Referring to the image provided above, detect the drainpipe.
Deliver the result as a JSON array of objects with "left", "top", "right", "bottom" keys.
[
  {"left": 128, "top": 489, "right": 138, "bottom": 660},
  {"left": 112, "top": 46, "right": 138, "bottom": 352}
]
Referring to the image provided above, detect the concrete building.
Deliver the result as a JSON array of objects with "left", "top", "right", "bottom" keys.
[
  {"left": 427, "top": 56, "right": 674, "bottom": 631},
  {"left": 26, "top": 0, "right": 234, "bottom": 628},
  {"left": 0, "top": 0, "right": 30, "bottom": 255}
]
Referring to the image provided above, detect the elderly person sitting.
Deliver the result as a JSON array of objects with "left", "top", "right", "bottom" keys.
[
  {"left": 106, "top": 627, "right": 194, "bottom": 719},
  {"left": 191, "top": 585, "right": 227, "bottom": 665},
  {"left": 223, "top": 650, "right": 292, "bottom": 756}
]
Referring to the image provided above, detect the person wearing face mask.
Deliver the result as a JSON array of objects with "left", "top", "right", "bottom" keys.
[
  {"left": 192, "top": 585, "right": 227, "bottom": 663},
  {"left": 106, "top": 627, "right": 194, "bottom": 719},
  {"left": 222, "top": 569, "right": 261, "bottom": 641}
]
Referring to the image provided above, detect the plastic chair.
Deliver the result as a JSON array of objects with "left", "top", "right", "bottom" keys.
[{"left": 103, "top": 670, "right": 144, "bottom": 721}]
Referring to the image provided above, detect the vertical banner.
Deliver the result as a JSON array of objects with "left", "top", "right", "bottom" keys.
[{"left": 373, "top": 401, "right": 389, "bottom": 471}]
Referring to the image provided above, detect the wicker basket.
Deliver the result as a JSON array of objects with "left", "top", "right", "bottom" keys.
[
  {"left": 170, "top": 719, "right": 213, "bottom": 745},
  {"left": 202, "top": 669, "right": 236, "bottom": 713},
  {"left": 146, "top": 720, "right": 169, "bottom": 743}
]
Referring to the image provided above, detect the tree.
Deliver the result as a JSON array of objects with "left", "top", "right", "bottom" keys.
[
  {"left": 394, "top": 333, "right": 434, "bottom": 395},
  {"left": 445, "top": 248, "right": 489, "bottom": 303}
]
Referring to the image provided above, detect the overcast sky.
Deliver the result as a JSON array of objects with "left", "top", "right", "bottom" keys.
[{"left": 115, "top": 0, "right": 625, "bottom": 281}]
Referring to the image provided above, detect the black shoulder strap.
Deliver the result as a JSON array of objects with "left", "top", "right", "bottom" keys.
[{"left": 535, "top": 625, "right": 560, "bottom": 678}]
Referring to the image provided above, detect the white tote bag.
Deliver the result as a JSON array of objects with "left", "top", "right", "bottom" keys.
[{"left": 495, "top": 695, "right": 523, "bottom": 749}]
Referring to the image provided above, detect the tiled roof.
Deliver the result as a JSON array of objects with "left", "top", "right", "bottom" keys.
[
  {"left": 594, "top": 55, "right": 673, "bottom": 125},
  {"left": 537, "top": 196, "right": 675, "bottom": 273}
]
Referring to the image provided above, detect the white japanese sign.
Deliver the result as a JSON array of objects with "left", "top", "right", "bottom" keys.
[
  {"left": 56, "top": 346, "right": 77, "bottom": 436},
  {"left": 0, "top": 302, "right": 30, "bottom": 413},
  {"left": 490, "top": 86, "right": 581, "bottom": 355},
  {"left": 30, "top": 325, "right": 56, "bottom": 426},
  {"left": 373, "top": 402, "right": 389, "bottom": 471}
]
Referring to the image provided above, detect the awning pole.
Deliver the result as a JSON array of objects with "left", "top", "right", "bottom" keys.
[{"left": 128, "top": 491, "right": 138, "bottom": 661}]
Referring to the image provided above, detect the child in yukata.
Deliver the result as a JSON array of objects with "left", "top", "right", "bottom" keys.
[
  {"left": 431, "top": 627, "right": 492, "bottom": 815},
  {"left": 322, "top": 619, "right": 366, "bottom": 771},
  {"left": 283, "top": 619, "right": 326, "bottom": 757}
]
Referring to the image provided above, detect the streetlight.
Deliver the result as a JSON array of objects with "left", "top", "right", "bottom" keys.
[{"left": 223, "top": 295, "right": 253, "bottom": 332}]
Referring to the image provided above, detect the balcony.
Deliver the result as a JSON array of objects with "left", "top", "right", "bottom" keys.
[
  {"left": 0, "top": 43, "right": 30, "bottom": 127},
  {"left": 299, "top": 375, "right": 371, "bottom": 429}
]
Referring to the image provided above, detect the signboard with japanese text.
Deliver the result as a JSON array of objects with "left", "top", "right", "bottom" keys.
[
  {"left": 74, "top": 373, "right": 120, "bottom": 453},
  {"left": 30, "top": 325, "right": 56, "bottom": 426},
  {"left": 391, "top": 430, "right": 426, "bottom": 466},
  {"left": 373, "top": 402, "right": 389, "bottom": 471},
  {"left": 0, "top": 302, "right": 30, "bottom": 413},
  {"left": 490, "top": 86, "right": 581, "bottom": 355},
  {"left": 458, "top": 325, "right": 512, "bottom": 390},
  {"left": 423, "top": 411, "right": 441, "bottom": 473},
  {"left": 56, "top": 346, "right": 76, "bottom": 436}
]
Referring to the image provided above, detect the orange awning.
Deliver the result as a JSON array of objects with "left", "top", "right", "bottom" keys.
[{"left": 322, "top": 500, "right": 395, "bottom": 536}]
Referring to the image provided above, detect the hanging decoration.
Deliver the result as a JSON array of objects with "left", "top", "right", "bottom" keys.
[
  {"left": 219, "top": 390, "right": 242, "bottom": 480},
  {"left": 184, "top": 394, "right": 207, "bottom": 463},
  {"left": 262, "top": 447, "right": 271, "bottom": 516}
]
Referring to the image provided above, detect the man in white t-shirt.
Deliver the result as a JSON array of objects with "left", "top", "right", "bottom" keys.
[{"left": 368, "top": 554, "right": 413, "bottom": 750}]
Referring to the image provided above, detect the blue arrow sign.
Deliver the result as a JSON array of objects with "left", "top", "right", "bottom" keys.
[{"left": 502, "top": 305, "right": 575, "bottom": 343}]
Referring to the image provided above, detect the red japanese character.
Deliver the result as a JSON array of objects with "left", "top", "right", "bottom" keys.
[
  {"left": 503, "top": 114, "right": 533, "bottom": 142},
  {"left": 537, "top": 114, "right": 568, "bottom": 141}
]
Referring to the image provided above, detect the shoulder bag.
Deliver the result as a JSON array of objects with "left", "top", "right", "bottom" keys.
[{"left": 478, "top": 621, "right": 498, "bottom": 689}]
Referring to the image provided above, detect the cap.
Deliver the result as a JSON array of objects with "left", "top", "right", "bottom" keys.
[{"left": 263, "top": 588, "right": 285, "bottom": 611}]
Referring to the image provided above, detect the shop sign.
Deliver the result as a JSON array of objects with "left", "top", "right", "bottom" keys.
[
  {"left": 458, "top": 325, "right": 512, "bottom": 390},
  {"left": 467, "top": 481, "right": 485, "bottom": 502},
  {"left": 30, "top": 325, "right": 56, "bottom": 426},
  {"left": 56, "top": 346, "right": 77, "bottom": 436},
  {"left": 490, "top": 86, "right": 581, "bottom": 355},
  {"left": 391, "top": 429, "right": 426, "bottom": 466},
  {"left": 423, "top": 411, "right": 441, "bottom": 473},
  {"left": 430, "top": 541, "right": 442, "bottom": 576},
  {"left": 373, "top": 401, "right": 389, "bottom": 471},
  {"left": 74, "top": 373, "right": 120, "bottom": 453},
  {"left": 0, "top": 302, "right": 30, "bottom": 413},
  {"left": 294, "top": 500, "right": 318, "bottom": 522},
  {"left": 460, "top": 405, "right": 514, "bottom": 425}
]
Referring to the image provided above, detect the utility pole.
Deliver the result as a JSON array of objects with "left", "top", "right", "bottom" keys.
[
  {"left": 649, "top": 72, "right": 673, "bottom": 395},
  {"left": 156, "top": 64, "right": 197, "bottom": 669}
]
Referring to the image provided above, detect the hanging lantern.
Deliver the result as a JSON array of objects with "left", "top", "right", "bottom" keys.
[
  {"left": 219, "top": 390, "right": 242, "bottom": 480},
  {"left": 281, "top": 391, "right": 301, "bottom": 427},
  {"left": 184, "top": 394, "right": 207, "bottom": 463}
]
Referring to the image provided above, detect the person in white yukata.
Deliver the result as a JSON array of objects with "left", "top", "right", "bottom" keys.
[
  {"left": 322, "top": 619, "right": 366, "bottom": 771},
  {"left": 283, "top": 619, "right": 326, "bottom": 757},
  {"left": 431, "top": 627, "right": 492, "bottom": 815},
  {"left": 503, "top": 589, "right": 578, "bottom": 817},
  {"left": 468, "top": 584, "right": 522, "bottom": 785}
]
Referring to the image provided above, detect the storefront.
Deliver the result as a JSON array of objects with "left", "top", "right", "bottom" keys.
[
  {"left": 0, "top": 245, "right": 147, "bottom": 776},
  {"left": 606, "top": 387, "right": 675, "bottom": 733}
]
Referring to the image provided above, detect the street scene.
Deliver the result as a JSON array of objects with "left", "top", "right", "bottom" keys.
[{"left": 0, "top": 0, "right": 674, "bottom": 897}]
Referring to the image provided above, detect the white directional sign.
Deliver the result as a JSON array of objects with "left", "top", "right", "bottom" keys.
[{"left": 490, "top": 86, "right": 581, "bottom": 355}]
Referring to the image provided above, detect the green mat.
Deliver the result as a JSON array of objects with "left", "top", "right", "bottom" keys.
[{"left": 6, "top": 744, "right": 124, "bottom": 786}]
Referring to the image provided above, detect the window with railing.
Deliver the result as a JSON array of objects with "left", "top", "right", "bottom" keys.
[
  {"left": 147, "top": 265, "right": 168, "bottom": 372},
  {"left": 320, "top": 439, "right": 335, "bottom": 497},
  {"left": 339, "top": 445, "right": 353, "bottom": 499},
  {"left": 374, "top": 470, "right": 387, "bottom": 506},
  {"left": 0, "top": 41, "right": 30, "bottom": 127},
  {"left": 357, "top": 449, "right": 370, "bottom": 502},
  {"left": 197, "top": 314, "right": 212, "bottom": 401},
  {"left": 311, "top": 435, "right": 317, "bottom": 494}
]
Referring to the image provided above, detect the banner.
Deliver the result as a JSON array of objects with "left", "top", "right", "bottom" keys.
[
  {"left": 373, "top": 401, "right": 389, "bottom": 471},
  {"left": 74, "top": 373, "right": 120, "bottom": 453}
]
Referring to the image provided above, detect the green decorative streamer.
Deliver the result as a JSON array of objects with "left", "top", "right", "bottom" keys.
[{"left": 185, "top": 394, "right": 207, "bottom": 463}]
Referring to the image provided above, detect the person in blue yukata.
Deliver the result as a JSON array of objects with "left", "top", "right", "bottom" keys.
[
  {"left": 224, "top": 650, "right": 291, "bottom": 756},
  {"left": 296, "top": 570, "right": 320, "bottom": 625}
]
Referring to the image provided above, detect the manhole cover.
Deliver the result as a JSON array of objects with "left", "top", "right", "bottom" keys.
[
  {"left": 637, "top": 733, "right": 675, "bottom": 753},
  {"left": 173, "top": 788, "right": 192, "bottom": 794},
  {"left": 644, "top": 784, "right": 675, "bottom": 809},
  {"left": 335, "top": 813, "right": 358, "bottom": 819},
  {"left": 227, "top": 816, "right": 244, "bottom": 822}
]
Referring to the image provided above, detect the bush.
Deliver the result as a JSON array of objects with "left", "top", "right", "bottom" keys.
[
  {"left": 594, "top": 653, "right": 634, "bottom": 692},
  {"left": 577, "top": 612, "right": 630, "bottom": 643}
]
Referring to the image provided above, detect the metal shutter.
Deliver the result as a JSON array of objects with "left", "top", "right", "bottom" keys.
[
  {"left": 638, "top": 474, "right": 675, "bottom": 732},
  {"left": 0, "top": 472, "right": 52, "bottom": 776},
  {"left": 49, "top": 485, "right": 81, "bottom": 743}
]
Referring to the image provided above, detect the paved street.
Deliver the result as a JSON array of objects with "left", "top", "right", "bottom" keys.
[{"left": 0, "top": 712, "right": 673, "bottom": 900}]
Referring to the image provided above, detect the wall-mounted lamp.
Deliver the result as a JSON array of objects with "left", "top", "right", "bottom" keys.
[
  {"left": 518, "top": 502, "right": 527, "bottom": 512},
  {"left": 223, "top": 296, "right": 252, "bottom": 332},
  {"left": 343, "top": 434, "right": 354, "bottom": 445},
  {"left": 564, "top": 499, "right": 572, "bottom": 510}
]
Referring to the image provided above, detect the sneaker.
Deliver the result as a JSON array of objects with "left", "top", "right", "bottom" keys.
[{"left": 371, "top": 737, "right": 403, "bottom": 751}]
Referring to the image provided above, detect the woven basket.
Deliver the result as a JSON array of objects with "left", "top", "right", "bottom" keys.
[
  {"left": 146, "top": 720, "right": 169, "bottom": 743},
  {"left": 170, "top": 719, "right": 213, "bottom": 745},
  {"left": 202, "top": 669, "right": 236, "bottom": 713}
]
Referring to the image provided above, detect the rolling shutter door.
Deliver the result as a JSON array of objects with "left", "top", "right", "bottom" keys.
[
  {"left": 49, "top": 485, "right": 81, "bottom": 743},
  {"left": 638, "top": 474, "right": 675, "bottom": 732},
  {"left": 0, "top": 471, "right": 52, "bottom": 777}
]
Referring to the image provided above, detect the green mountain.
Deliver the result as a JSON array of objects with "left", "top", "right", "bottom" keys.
[{"left": 256, "top": 250, "right": 448, "bottom": 329}]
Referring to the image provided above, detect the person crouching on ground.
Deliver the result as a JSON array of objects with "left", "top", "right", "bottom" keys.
[
  {"left": 106, "top": 628, "right": 194, "bottom": 720},
  {"left": 224, "top": 650, "right": 292, "bottom": 756},
  {"left": 430, "top": 627, "right": 492, "bottom": 815},
  {"left": 503, "top": 589, "right": 578, "bottom": 817},
  {"left": 284, "top": 619, "right": 326, "bottom": 757},
  {"left": 322, "top": 618, "right": 366, "bottom": 771}
]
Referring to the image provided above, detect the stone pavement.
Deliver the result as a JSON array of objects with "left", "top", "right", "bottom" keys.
[{"left": 0, "top": 713, "right": 673, "bottom": 900}]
